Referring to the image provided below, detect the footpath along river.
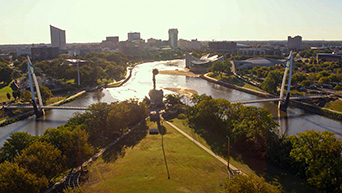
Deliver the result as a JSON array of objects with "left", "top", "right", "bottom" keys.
[{"left": 0, "top": 59, "right": 341, "bottom": 145}]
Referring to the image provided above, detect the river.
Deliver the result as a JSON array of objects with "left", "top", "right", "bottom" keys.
[{"left": 0, "top": 59, "right": 341, "bottom": 145}]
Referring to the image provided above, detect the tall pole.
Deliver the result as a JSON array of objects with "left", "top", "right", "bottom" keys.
[{"left": 227, "top": 136, "right": 231, "bottom": 178}]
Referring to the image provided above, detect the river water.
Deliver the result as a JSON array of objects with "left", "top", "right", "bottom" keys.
[{"left": 1, "top": 60, "right": 341, "bottom": 145}]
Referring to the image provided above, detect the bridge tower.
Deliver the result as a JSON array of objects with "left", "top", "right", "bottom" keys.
[
  {"left": 27, "top": 56, "right": 44, "bottom": 117},
  {"left": 279, "top": 51, "right": 294, "bottom": 111}
]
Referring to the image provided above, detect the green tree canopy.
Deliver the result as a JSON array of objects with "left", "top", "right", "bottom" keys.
[
  {"left": 38, "top": 85, "right": 52, "bottom": 103},
  {"left": 0, "top": 161, "right": 48, "bottom": 193},
  {"left": 225, "top": 174, "right": 281, "bottom": 193},
  {"left": 0, "top": 132, "right": 37, "bottom": 162},
  {"left": 289, "top": 130, "right": 342, "bottom": 191},
  {"left": 15, "top": 141, "right": 66, "bottom": 181}
]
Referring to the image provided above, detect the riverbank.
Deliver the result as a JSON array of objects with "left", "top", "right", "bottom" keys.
[
  {"left": 201, "top": 73, "right": 275, "bottom": 98},
  {"left": 159, "top": 68, "right": 200, "bottom": 77},
  {"left": 201, "top": 73, "right": 342, "bottom": 121}
]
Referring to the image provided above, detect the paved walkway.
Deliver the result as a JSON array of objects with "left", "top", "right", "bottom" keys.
[{"left": 164, "top": 120, "right": 242, "bottom": 174}]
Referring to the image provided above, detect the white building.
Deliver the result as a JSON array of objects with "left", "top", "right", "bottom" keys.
[{"left": 50, "top": 25, "right": 66, "bottom": 49}]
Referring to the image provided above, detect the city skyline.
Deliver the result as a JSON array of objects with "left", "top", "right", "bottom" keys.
[{"left": 1, "top": 0, "right": 342, "bottom": 44}]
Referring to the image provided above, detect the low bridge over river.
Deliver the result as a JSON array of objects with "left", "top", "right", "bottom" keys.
[
  {"left": 5, "top": 105, "right": 88, "bottom": 110},
  {"left": 231, "top": 95, "right": 331, "bottom": 104}
]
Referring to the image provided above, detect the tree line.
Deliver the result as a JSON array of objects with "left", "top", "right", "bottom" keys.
[
  {"left": 181, "top": 94, "right": 342, "bottom": 192},
  {"left": 0, "top": 99, "right": 147, "bottom": 193}
]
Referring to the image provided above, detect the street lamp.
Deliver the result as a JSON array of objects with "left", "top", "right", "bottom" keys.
[{"left": 74, "top": 52, "right": 80, "bottom": 86}]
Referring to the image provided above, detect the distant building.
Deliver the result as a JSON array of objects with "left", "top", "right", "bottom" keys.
[
  {"left": 17, "top": 47, "right": 32, "bottom": 56},
  {"left": 147, "top": 38, "right": 162, "bottom": 48},
  {"left": 106, "top": 36, "right": 119, "bottom": 43},
  {"left": 168, "top": 28, "right": 178, "bottom": 49},
  {"left": 233, "top": 58, "right": 283, "bottom": 69},
  {"left": 101, "top": 36, "right": 119, "bottom": 49},
  {"left": 186, "top": 53, "right": 224, "bottom": 73},
  {"left": 316, "top": 53, "right": 342, "bottom": 62},
  {"left": 31, "top": 46, "right": 59, "bottom": 61},
  {"left": 50, "top": 25, "right": 66, "bottom": 49},
  {"left": 178, "top": 39, "right": 201, "bottom": 50},
  {"left": 128, "top": 32, "right": 141, "bottom": 41},
  {"left": 237, "top": 47, "right": 283, "bottom": 57},
  {"left": 119, "top": 41, "right": 142, "bottom": 57},
  {"left": 287, "top": 35, "right": 302, "bottom": 50},
  {"left": 208, "top": 41, "right": 237, "bottom": 52}
]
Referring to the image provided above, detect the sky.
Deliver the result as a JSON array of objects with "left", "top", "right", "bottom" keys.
[{"left": 1, "top": 0, "right": 342, "bottom": 44}]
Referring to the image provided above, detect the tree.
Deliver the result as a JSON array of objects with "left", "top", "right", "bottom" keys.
[
  {"left": 42, "top": 126, "right": 94, "bottom": 168},
  {"left": 22, "top": 90, "right": 32, "bottom": 102},
  {"left": 208, "top": 61, "right": 225, "bottom": 76},
  {"left": 0, "top": 132, "right": 37, "bottom": 162},
  {"left": 225, "top": 174, "right": 281, "bottom": 193},
  {"left": 0, "top": 64, "right": 13, "bottom": 84},
  {"left": 84, "top": 103, "right": 112, "bottom": 142},
  {"left": 164, "top": 94, "right": 184, "bottom": 106},
  {"left": 0, "top": 161, "right": 48, "bottom": 193},
  {"left": 301, "top": 79, "right": 312, "bottom": 87},
  {"left": 289, "top": 130, "right": 342, "bottom": 191},
  {"left": 16, "top": 141, "right": 66, "bottom": 181},
  {"left": 261, "top": 77, "right": 276, "bottom": 93},
  {"left": 6, "top": 93, "right": 10, "bottom": 100},
  {"left": 232, "top": 106, "right": 278, "bottom": 157},
  {"left": 12, "top": 90, "right": 21, "bottom": 100},
  {"left": 318, "top": 76, "right": 330, "bottom": 84},
  {"left": 38, "top": 85, "right": 52, "bottom": 103}
]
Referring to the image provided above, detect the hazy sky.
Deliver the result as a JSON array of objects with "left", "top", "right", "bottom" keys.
[{"left": 1, "top": 0, "right": 342, "bottom": 44}]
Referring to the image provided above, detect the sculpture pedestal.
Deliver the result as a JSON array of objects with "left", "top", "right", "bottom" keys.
[{"left": 148, "top": 89, "right": 164, "bottom": 108}]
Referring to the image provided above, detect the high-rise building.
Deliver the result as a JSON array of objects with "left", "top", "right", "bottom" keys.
[
  {"left": 168, "top": 28, "right": 178, "bottom": 49},
  {"left": 128, "top": 32, "right": 141, "bottom": 41},
  {"left": 50, "top": 25, "right": 66, "bottom": 49},
  {"left": 287, "top": 35, "right": 302, "bottom": 50}
]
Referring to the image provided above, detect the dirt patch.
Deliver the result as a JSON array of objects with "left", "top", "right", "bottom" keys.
[
  {"left": 158, "top": 69, "right": 200, "bottom": 77},
  {"left": 162, "top": 87, "right": 198, "bottom": 98}
]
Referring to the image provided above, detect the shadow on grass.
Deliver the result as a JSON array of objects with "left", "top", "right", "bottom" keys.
[
  {"left": 101, "top": 122, "right": 149, "bottom": 163},
  {"left": 264, "top": 163, "right": 318, "bottom": 193}
]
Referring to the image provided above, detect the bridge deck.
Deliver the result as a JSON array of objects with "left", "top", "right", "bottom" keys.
[
  {"left": 231, "top": 95, "right": 330, "bottom": 104},
  {"left": 5, "top": 105, "right": 88, "bottom": 110}
]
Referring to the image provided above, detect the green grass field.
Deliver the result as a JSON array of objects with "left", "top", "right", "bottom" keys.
[
  {"left": 81, "top": 120, "right": 229, "bottom": 193},
  {"left": 0, "top": 82, "right": 13, "bottom": 103},
  {"left": 324, "top": 99, "right": 342, "bottom": 112},
  {"left": 209, "top": 73, "right": 262, "bottom": 92}
]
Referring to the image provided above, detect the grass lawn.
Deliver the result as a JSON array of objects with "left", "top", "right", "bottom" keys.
[
  {"left": 209, "top": 73, "right": 262, "bottom": 92},
  {"left": 0, "top": 82, "right": 13, "bottom": 103},
  {"left": 46, "top": 96, "right": 66, "bottom": 105},
  {"left": 324, "top": 99, "right": 342, "bottom": 112},
  {"left": 81, "top": 120, "right": 228, "bottom": 193},
  {"left": 168, "top": 118, "right": 255, "bottom": 175}
]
